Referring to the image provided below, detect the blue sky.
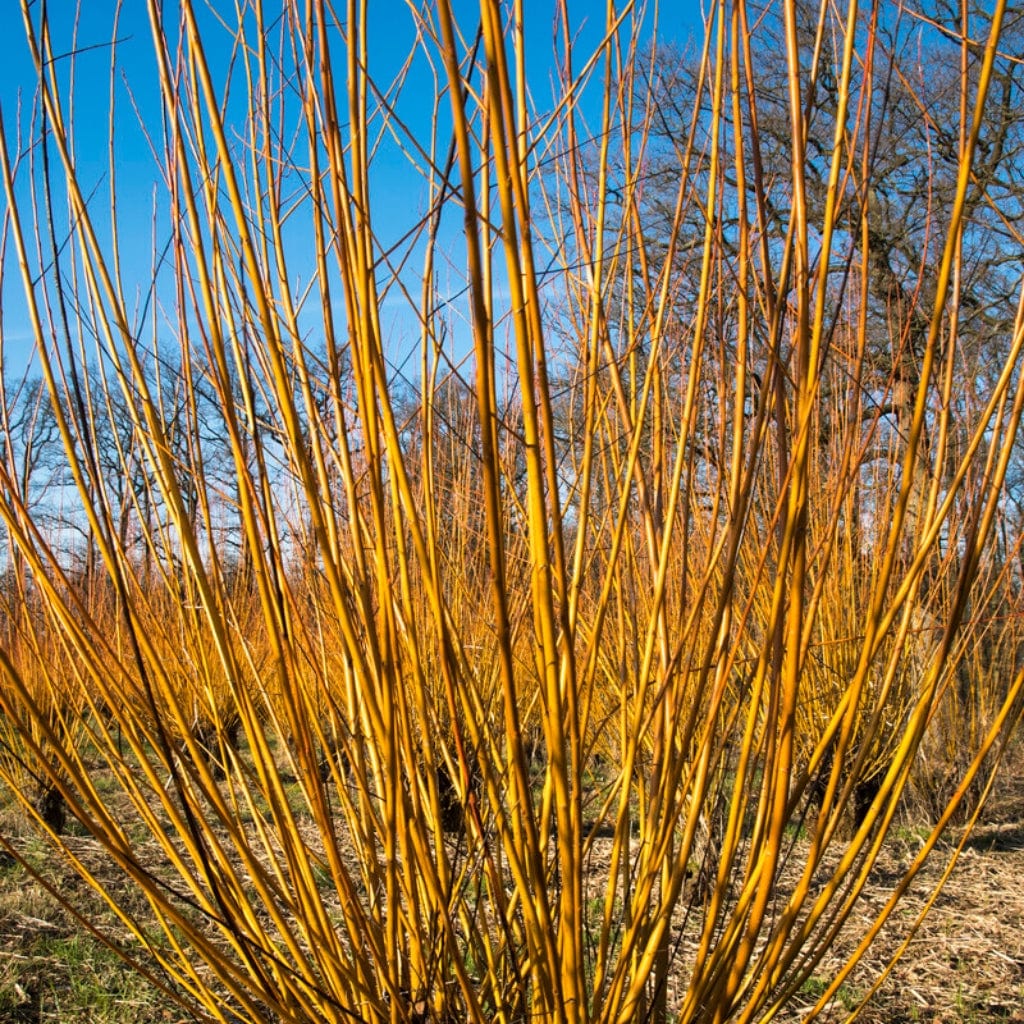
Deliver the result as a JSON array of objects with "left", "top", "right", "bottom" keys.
[{"left": 0, "top": 2, "right": 705, "bottom": 380}]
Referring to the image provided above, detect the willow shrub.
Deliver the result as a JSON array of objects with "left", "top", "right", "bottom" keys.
[{"left": 0, "top": 2, "right": 1022, "bottom": 1022}]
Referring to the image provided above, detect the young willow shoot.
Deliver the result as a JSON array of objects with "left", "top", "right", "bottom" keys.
[{"left": 0, "top": 2, "right": 1022, "bottom": 1023}]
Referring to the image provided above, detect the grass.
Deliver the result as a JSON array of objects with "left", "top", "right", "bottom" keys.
[
  {"left": 799, "top": 975, "right": 861, "bottom": 1014},
  {"left": 0, "top": 750, "right": 1021, "bottom": 1022},
  {"left": 0, "top": 850, "right": 173, "bottom": 1023},
  {"left": 0, "top": 728, "right": 335, "bottom": 1022}
]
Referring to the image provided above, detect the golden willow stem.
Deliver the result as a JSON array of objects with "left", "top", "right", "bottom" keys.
[{"left": 0, "top": 2, "right": 1020, "bottom": 1023}]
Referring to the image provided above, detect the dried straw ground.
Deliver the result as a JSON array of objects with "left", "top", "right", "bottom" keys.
[
  {"left": 776, "top": 759, "right": 1024, "bottom": 1024},
  {"left": 0, "top": 757, "right": 1022, "bottom": 1023}
]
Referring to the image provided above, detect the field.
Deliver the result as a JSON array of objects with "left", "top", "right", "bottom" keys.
[
  {"left": 788, "top": 768, "right": 1024, "bottom": 1024},
  {"left": 0, "top": 745, "right": 1021, "bottom": 1024}
]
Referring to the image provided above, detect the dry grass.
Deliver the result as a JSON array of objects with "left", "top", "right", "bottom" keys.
[
  {"left": 786, "top": 761, "right": 1024, "bottom": 1024},
  {"left": 0, "top": 744, "right": 1022, "bottom": 1023}
]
